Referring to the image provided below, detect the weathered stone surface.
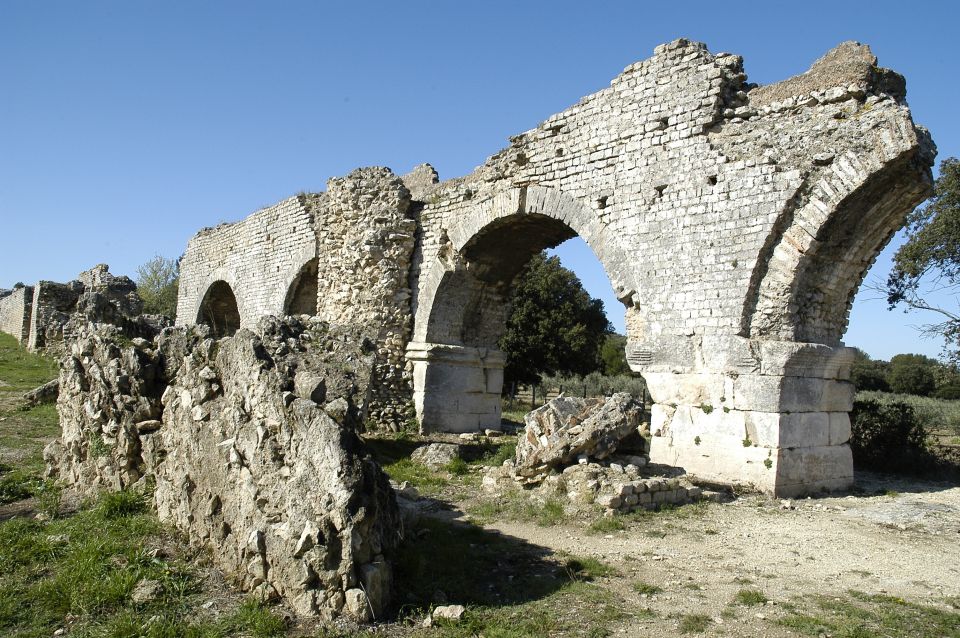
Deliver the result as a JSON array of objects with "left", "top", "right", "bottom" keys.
[
  {"left": 410, "top": 442, "right": 460, "bottom": 470},
  {"left": 22, "top": 378, "right": 59, "bottom": 408},
  {"left": 515, "top": 393, "right": 642, "bottom": 483},
  {"left": 48, "top": 317, "right": 402, "bottom": 620}
]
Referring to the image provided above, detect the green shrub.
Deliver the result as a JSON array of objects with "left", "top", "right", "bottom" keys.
[{"left": 850, "top": 399, "right": 928, "bottom": 471}]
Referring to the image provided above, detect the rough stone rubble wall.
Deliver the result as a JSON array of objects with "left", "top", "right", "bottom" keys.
[
  {"left": 47, "top": 318, "right": 401, "bottom": 620},
  {"left": 177, "top": 197, "right": 317, "bottom": 329},
  {"left": 0, "top": 286, "right": 34, "bottom": 343}
]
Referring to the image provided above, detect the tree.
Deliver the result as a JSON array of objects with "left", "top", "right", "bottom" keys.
[
  {"left": 886, "top": 157, "right": 960, "bottom": 362},
  {"left": 600, "top": 333, "right": 631, "bottom": 376},
  {"left": 499, "top": 252, "right": 612, "bottom": 388},
  {"left": 886, "top": 353, "right": 938, "bottom": 397},
  {"left": 850, "top": 348, "right": 890, "bottom": 392},
  {"left": 136, "top": 255, "right": 179, "bottom": 319}
]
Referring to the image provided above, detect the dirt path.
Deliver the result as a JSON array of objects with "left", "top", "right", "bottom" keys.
[{"left": 454, "top": 473, "right": 960, "bottom": 636}]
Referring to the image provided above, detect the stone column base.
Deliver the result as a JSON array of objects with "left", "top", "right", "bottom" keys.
[
  {"left": 406, "top": 342, "right": 504, "bottom": 433},
  {"left": 633, "top": 336, "right": 856, "bottom": 497}
]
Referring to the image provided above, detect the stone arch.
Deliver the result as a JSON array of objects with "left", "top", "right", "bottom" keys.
[
  {"left": 742, "top": 130, "right": 934, "bottom": 345},
  {"left": 408, "top": 185, "right": 636, "bottom": 432},
  {"left": 283, "top": 257, "right": 319, "bottom": 316},
  {"left": 197, "top": 280, "right": 241, "bottom": 338}
]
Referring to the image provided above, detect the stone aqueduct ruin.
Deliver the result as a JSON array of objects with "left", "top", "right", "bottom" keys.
[
  {"left": 0, "top": 38, "right": 935, "bottom": 502},
  {"left": 173, "top": 39, "right": 935, "bottom": 497}
]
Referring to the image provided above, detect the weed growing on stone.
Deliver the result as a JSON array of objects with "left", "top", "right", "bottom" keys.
[{"left": 587, "top": 515, "right": 626, "bottom": 535}]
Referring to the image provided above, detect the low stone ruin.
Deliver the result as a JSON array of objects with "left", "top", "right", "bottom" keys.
[
  {"left": 46, "top": 316, "right": 402, "bottom": 620},
  {"left": 484, "top": 393, "right": 713, "bottom": 514}
]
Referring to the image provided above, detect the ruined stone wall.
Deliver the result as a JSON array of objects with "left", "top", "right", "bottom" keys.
[
  {"left": 0, "top": 285, "right": 33, "bottom": 343},
  {"left": 309, "top": 168, "right": 417, "bottom": 429},
  {"left": 178, "top": 169, "right": 418, "bottom": 430},
  {"left": 26, "top": 265, "right": 146, "bottom": 351},
  {"left": 48, "top": 317, "right": 401, "bottom": 620},
  {"left": 176, "top": 196, "right": 317, "bottom": 329}
]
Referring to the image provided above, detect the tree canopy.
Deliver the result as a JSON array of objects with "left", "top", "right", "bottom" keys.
[
  {"left": 886, "top": 157, "right": 960, "bottom": 362},
  {"left": 499, "top": 252, "right": 612, "bottom": 388},
  {"left": 136, "top": 255, "right": 179, "bottom": 319}
]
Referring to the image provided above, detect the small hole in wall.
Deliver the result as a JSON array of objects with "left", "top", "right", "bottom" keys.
[
  {"left": 659, "top": 117, "right": 669, "bottom": 128},
  {"left": 654, "top": 184, "right": 667, "bottom": 198},
  {"left": 707, "top": 175, "right": 718, "bottom": 186},
  {"left": 597, "top": 196, "right": 608, "bottom": 209},
  {"left": 556, "top": 148, "right": 564, "bottom": 157}
]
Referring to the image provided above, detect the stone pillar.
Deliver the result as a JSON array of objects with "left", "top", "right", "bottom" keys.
[
  {"left": 633, "top": 336, "right": 855, "bottom": 497},
  {"left": 406, "top": 342, "right": 504, "bottom": 434}
]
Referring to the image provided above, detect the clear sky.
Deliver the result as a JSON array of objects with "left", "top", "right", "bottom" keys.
[{"left": 1, "top": 1, "right": 957, "bottom": 361}]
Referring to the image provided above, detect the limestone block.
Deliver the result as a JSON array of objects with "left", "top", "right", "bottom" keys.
[
  {"left": 732, "top": 375, "right": 854, "bottom": 412},
  {"left": 743, "top": 411, "right": 830, "bottom": 448},
  {"left": 828, "top": 412, "right": 851, "bottom": 445},
  {"left": 643, "top": 372, "right": 728, "bottom": 407}
]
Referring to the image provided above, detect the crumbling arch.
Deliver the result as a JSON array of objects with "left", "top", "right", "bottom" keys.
[
  {"left": 283, "top": 257, "right": 319, "bottom": 316},
  {"left": 197, "top": 280, "right": 241, "bottom": 338},
  {"left": 408, "top": 185, "right": 637, "bottom": 432}
]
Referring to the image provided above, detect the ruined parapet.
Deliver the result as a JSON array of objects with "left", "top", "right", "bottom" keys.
[
  {"left": 0, "top": 284, "right": 34, "bottom": 343},
  {"left": 48, "top": 316, "right": 401, "bottom": 620}
]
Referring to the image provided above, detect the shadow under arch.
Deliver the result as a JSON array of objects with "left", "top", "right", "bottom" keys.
[
  {"left": 409, "top": 185, "right": 638, "bottom": 433},
  {"left": 197, "top": 280, "right": 241, "bottom": 338},
  {"left": 283, "top": 257, "right": 319, "bottom": 316}
]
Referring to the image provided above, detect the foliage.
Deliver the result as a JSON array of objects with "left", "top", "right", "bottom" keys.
[
  {"left": 599, "top": 333, "right": 631, "bottom": 376},
  {"left": 136, "top": 254, "right": 180, "bottom": 319},
  {"left": 849, "top": 398, "right": 929, "bottom": 471},
  {"left": 886, "top": 353, "right": 938, "bottom": 396},
  {"left": 850, "top": 349, "right": 890, "bottom": 392},
  {"left": 886, "top": 157, "right": 960, "bottom": 363},
  {"left": 856, "top": 389, "right": 960, "bottom": 436},
  {"left": 500, "top": 253, "right": 611, "bottom": 387}
]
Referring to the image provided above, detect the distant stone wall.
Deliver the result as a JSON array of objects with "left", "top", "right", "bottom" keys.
[
  {"left": 0, "top": 286, "right": 33, "bottom": 343},
  {"left": 25, "top": 264, "right": 144, "bottom": 351}
]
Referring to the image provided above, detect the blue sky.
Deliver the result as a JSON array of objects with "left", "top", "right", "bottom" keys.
[{"left": 1, "top": 1, "right": 957, "bottom": 360}]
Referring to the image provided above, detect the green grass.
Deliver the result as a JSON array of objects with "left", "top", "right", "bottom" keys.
[
  {"left": 0, "top": 490, "right": 289, "bottom": 637},
  {"left": 775, "top": 590, "right": 960, "bottom": 638},
  {"left": 467, "top": 495, "right": 570, "bottom": 527},
  {"left": 0, "top": 333, "right": 58, "bottom": 392},
  {"left": 632, "top": 581, "right": 663, "bottom": 596},
  {"left": 734, "top": 588, "right": 768, "bottom": 606},
  {"left": 479, "top": 440, "right": 517, "bottom": 466},
  {"left": 677, "top": 613, "right": 711, "bottom": 633}
]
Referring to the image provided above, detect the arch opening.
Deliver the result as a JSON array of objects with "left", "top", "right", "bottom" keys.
[
  {"left": 197, "top": 280, "right": 241, "bottom": 338},
  {"left": 412, "top": 208, "right": 633, "bottom": 433},
  {"left": 284, "top": 258, "right": 319, "bottom": 316}
]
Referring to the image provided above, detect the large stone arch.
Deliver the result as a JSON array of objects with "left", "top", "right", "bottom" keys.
[
  {"left": 408, "top": 185, "right": 636, "bottom": 433},
  {"left": 197, "top": 279, "right": 241, "bottom": 338}
]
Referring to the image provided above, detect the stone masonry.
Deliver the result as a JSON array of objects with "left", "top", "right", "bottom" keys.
[
  {"left": 176, "top": 40, "right": 935, "bottom": 496},
  {"left": 0, "top": 285, "right": 34, "bottom": 343}
]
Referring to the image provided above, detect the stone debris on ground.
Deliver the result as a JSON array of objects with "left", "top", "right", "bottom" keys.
[
  {"left": 410, "top": 442, "right": 461, "bottom": 470},
  {"left": 514, "top": 393, "right": 644, "bottom": 484}
]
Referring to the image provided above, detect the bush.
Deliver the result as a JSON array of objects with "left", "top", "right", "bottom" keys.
[{"left": 849, "top": 399, "right": 928, "bottom": 472}]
